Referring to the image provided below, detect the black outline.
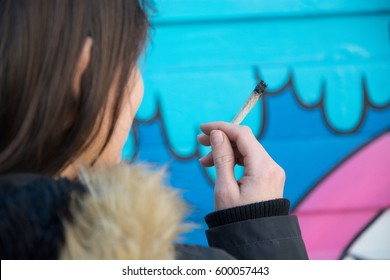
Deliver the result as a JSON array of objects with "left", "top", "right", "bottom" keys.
[
  {"left": 136, "top": 96, "right": 199, "bottom": 160},
  {"left": 134, "top": 97, "right": 216, "bottom": 185},
  {"left": 339, "top": 208, "right": 388, "bottom": 260},
  {"left": 291, "top": 127, "right": 390, "bottom": 212},
  {"left": 254, "top": 66, "right": 390, "bottom": 136}
]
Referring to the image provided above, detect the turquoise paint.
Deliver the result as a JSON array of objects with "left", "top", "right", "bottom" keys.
[
  {"left": 294, "top": 65, "right": 324, "bottom": 106},
  {"left": 139, "top": 12, "right": 390, "bottom": 135},
  {"left": 154, "top": 0, "right": 390, "bottom": 23},
  {"left": 121, "top": 130, "right": 136, "bottom": 160},
  {"left": 324, "top": 66, "right": 364, "bottom": 131},
  {"left": 146, "top": 16, "right": 389, "bottom": 69},
  {"left": 365, "top": 63, "right": 390, "bottom": 106}
]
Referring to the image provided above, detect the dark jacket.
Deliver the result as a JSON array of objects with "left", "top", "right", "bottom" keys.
[{"left": 0, "top": 163, "right": 308, "bottom": 260}]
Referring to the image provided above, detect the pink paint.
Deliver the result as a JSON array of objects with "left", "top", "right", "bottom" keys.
[
  {"left": 296, "top": 132, "right": 390, "bottom": 212},
  {"left": 296, "top": 211, "right": 378, "bottom": 259},
  {"left": 294, "top": 132, "right": 390, "bottom": 259}
]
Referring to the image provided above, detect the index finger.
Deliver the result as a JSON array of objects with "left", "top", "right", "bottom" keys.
[{"left": 200, "top": 122, "right": 261, "bottom": 158}]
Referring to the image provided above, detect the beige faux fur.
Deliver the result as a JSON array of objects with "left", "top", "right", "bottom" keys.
[{"left": 60, "top": 163, "right": 190, "bottom": 260}]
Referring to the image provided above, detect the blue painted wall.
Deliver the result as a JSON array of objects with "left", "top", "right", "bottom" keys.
[{"left": 123, "top": 0, "right": 390, "bottom": 259}]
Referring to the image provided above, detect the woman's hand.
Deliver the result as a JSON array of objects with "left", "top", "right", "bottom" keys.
[{"left": 198, "top": 122, "right": 285, "bottom": 211}]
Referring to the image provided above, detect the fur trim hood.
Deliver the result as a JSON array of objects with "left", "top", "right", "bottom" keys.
[
  {"left": 62, "top": 164, "right": 189, "bottom": 259},
  {"left": 0, "top": 164, "right": 190, "bottom": 260}
]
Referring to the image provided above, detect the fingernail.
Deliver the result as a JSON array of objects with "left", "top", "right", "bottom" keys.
[{"left": 210, "top": 130, "right": 223, "bottom": 147}]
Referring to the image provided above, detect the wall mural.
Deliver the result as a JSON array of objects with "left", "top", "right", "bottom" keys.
[{"left": 122, "top": 0, "right": 390, "bottom": 259}]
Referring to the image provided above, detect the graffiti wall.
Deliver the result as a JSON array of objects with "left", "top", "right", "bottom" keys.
[{"left": 122, "top": 0, "right": 390, "bottom": 259}]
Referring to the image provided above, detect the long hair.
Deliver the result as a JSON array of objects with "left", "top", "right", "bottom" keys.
[{"left": 0, "top": 0, "right": 150, "bottom": 175}]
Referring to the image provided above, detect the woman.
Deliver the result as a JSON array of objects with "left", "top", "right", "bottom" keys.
[{"left": 0, "top": 0, "right": 308, "bottom": 259}]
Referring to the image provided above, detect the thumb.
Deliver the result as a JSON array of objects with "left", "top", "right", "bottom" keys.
[{"left": 210, "top": 130, "right": 237, "bottom": 189}]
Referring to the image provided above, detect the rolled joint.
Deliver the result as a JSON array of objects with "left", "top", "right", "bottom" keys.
[{"left": 254, "top": 80, "right": 267, "bottom": 95}]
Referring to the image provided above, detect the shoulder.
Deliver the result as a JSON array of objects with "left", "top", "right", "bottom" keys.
[{"left": 0, "top": 173, "right": 86, "bottom": 259}]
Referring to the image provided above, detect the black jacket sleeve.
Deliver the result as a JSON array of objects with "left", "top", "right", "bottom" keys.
[{"left": 204, "top": 199, "right": 308, "bottom": 260}]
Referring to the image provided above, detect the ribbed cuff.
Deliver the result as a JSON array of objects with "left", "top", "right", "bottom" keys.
[{"left": 205, "top": 199, "right": 290, "bottom": 228}]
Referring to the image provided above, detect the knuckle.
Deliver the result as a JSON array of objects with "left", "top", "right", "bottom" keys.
[
  {"left": 264, "top": 163, "right": 285, "bottom": 182},
  {"left": 214, "top": 154, "right": 235, "bottom": 168},
  {"left": 277, "top": 165, "right": 286, "bottom": 182},
  {"left": 241, "top": 125, "right": 252, "bottom": 135}
]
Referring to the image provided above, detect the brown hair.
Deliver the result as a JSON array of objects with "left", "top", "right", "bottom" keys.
[{"left": 0, "top": 0, "right": 150, "bottom": 175}]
